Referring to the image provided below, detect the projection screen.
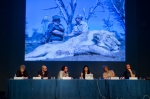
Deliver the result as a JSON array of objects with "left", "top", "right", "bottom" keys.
[{"left": 25, "top": 0, "right": 125, "bottom": 61}]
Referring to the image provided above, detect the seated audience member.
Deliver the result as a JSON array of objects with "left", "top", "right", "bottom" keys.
[
  {"left": 102, "top": 65, "right": 115, "bottom": 79},
  {"left": 123, "top": 64, "right": 136, "bottom": 79},
  {"left": 81, "top": 65, "right": 91, "bottom": 79},
  {"left": 58, "top": 65, "right": 69, "bottom": 79},
  {"left": 16, "top": 65, "right": 28, "bottom": 78},
  {"left": 38, "top": 65, "right": 49, "bottom": 79}
]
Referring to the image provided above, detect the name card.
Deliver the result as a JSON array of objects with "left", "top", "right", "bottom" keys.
[
  {"left": 14, "top": 77, "right": 24, "bottom": 80},
  {"left": 129, "top": 77, "right": 138, "bottom": 80},
  {"left": 33, "top": 77, "right": 41, "bottom": 79},
  {"left": 62, "top": 77, "right": 71, "bottom": 80},
  {"left": 110, "top": 77, "right": 119, "bottom": 80}
]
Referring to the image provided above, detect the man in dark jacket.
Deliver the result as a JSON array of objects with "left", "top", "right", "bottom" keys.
[
  {"left": 38, "top": 65, "right": 49, "bottom": 79},
  {"left": 45, "top": 15, "right": 65, "bottom": 42}
]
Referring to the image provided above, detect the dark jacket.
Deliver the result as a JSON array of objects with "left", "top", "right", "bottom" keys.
[
  {"left": 16, "top": 70, "right": 28, "bottom": 77},
  {"left": 123, "top": 70, "right": 136, "bottom": 79},
  {"left": 47, "top": 23, "right": 64, "bottom": 33},
  {"left": 46, "top": 23, "right": 64, "bottom": 41},
  {"left": 38, "top": 70, "right": 49, "bottom": 77}
]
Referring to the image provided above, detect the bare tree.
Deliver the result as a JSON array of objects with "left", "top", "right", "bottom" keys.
[
  {"left": 82, "top": 0, "right": 105, "bottom": 23},
  {"left": 103, "top": 14, "right": 114, "bottom": 31},
  {"left": 44, "top": 0, "right": 77, "bottom": 33},
  {"left": 108, "top": 0, "right": 125, "bottom": 30}
]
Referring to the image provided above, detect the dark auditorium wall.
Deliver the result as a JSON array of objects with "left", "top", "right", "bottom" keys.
[
  {"left": 136, "top": 0, "right": 150, "bottom": 77},
  {"left": 0, "top": 0, "right": 12, "bottom": 91},
  {"left": 0, "top": 0, "right": 149, "bottom": 91}
]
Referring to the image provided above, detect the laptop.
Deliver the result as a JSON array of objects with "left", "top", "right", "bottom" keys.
[{"left": 85, "top": 74, "right": 94, "bottom": 80}]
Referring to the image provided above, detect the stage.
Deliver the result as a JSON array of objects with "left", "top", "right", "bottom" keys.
[{"left": 6, "top": 79, "right": 150, "bottom": 99}]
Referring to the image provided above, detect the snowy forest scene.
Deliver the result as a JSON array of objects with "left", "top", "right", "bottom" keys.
[{"left": 25, "top": 0, "right": 125, "bottom": 61}]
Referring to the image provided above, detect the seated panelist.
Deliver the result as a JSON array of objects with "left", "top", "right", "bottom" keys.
[
  {"left": 57, "top": 65, "right": 69, "bottom": 79},
  {"left": 38, "top": 65, "right": 49, "bottom": 79},
  {"left": 102, "top": 65, "right": 115, "bottom": 79},
  {"left": 81, "top": 65, "right": 91, "bottom": 79},
  {"left": 16, "top": 65, "right": 28, "bottom": 78},
  {"left": 123, "top": 64, "right": 136, "bottom": 79}
]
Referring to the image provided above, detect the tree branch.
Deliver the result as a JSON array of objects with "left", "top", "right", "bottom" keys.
[
  {"left": 86, "top": 5, "right": 98, "bottom": 21},
  {"left": 83, "top": 0, "right": 104, "bottom": 22},
  {"left": 110, "top": 0, "right": 125, "bottom": 24},
  {"left": 58, "top": 0, "right": 70, "bottom": 18},
  {"left": 69, "top": 0, "right": 77, "bottom": 21},
  {"left": 59, "top": 0, "right": 70, "bottom": 18},
  {"left": 43, "top": 6, "right": 58, "bottom": 10},
  {"left": 59, "top": 11, "right": 68, "bottom": 23},
  {"left": 54, "top": 0, "right": 69, "bottom": 23},
  {"left": 83, "top": 8, "right": 87, "bottom": 19}
]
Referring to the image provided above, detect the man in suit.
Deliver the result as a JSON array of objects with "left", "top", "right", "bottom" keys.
[{"left": 38, "top": 65, "right": 49, "bottom": 79}]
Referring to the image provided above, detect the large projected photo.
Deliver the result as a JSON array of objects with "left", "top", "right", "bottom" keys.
[{"left": 25, "top": 0, "right": 125, "bottom": 61}]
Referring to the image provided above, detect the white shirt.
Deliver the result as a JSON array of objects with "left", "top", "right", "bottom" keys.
[
  {"left": 57, "top": 70, "right": 69, "bottom": 79},
  {"left": 72, "top": 21, "right": 88, "bottom": 33},
  {"left": 103, "top": 70, "right": 115, "bottom": 79}
]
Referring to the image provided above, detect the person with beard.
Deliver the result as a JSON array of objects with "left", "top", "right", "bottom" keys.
[{"left": 123, "top": 64, "right": 136, "bottom": 79}]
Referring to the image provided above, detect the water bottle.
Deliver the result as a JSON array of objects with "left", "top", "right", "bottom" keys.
[
  {"left": 108, "top": 74, "right": 110, "bottom": 79},
  {"left": 67, "top": 72, "right": 69, "bottom": 77}
]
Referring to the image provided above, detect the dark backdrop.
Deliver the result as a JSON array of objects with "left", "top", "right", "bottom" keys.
[{"left": 0, "top": 0, "right": 149, "bottom": 91}]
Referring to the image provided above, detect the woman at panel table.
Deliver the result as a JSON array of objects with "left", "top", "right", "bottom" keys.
[
  {"left": 57, "top": 65, "right": 69, "bottom": 79},
  {"left": 15, "top": 65, "right": 28, "bottom": 78},
  {"left": 81, "top": 65, "right": 91, "bottom": 79},
  {"left": 122, "top": 64, "right": 136, "bottom": 79},
  {"left": 102, "top": 65, "right": 115, "bottom": 79}
]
